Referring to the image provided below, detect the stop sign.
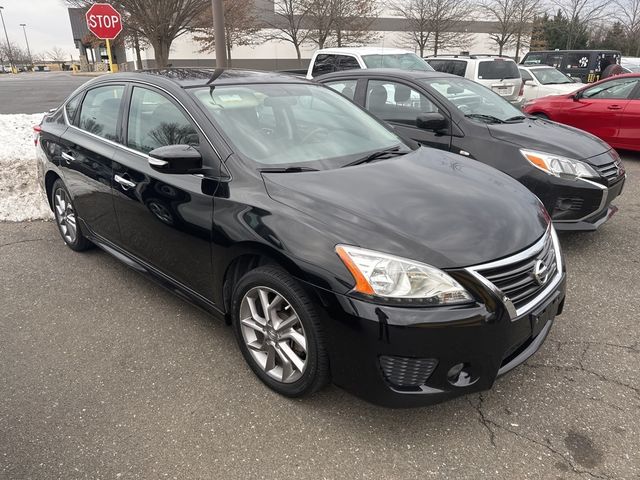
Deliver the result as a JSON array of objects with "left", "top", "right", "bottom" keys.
[{"left": 86, "top": 3, "right": 123, "bottom": 40}]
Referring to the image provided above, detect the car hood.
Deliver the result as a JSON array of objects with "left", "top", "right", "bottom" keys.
[
  {"left": 539, "top": 83, "right": 582, "bottom": 95},
  {"left": 487, "top": 118, "right": 610, "bottom": 160},
  {"left": 263, "top": 149, "right": 548, "bottom": 269}
]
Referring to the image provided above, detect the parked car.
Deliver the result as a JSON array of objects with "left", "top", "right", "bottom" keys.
[
  {"left": 304, "top": 47, "right": 433, "bottom": 80},
  {"left": 621, "top": 56, "right": 640, "bottom": 73},
  {"left": 523, "top": 73, "right": 640, "bottom": 152},
  {"left": 519, "top": 66, "right": 582, "bottom": 101},
  {"left": 521, "top": 50, "right": 621, "bottom": 83},
  {"left": 36, "top": 68, "right": 565, "bottom": 407},
  {"left": 319, "top": 69, "right": 625, "bottom": 231},
  {"left": 425, "top": 54, "right": 525, "bottom": 107}
]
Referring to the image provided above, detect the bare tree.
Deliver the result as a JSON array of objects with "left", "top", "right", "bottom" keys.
[
  {"left": 391, "top": 0, "right": 472, "bottom": 56},
  {"left": 332, "top": 0, "right": 379, "bottom": 47},
  {"left": 305, "top": 0, "right": 379, "bottom": 48},
  {"left": 480, "top": 0, "right": 520, "bottom": 55},
  {"left": 550, "top": 0, "right": 610, "bottom": 49},
  {"left": 261, "top": 0, "right": 312, "bottom": 63},
  {"left": 618, "top": 0, "right": 640, "bottom": 55},
  {"left": 66, "top": 0, "right": 209, "bottom": 68},
  {"left": 48, "top": 46, "right": 68, "bottom": 69},
  {"left": 194, "top": 0, "right": 260, "bottom": 66},
  {"left": 511, "top": 0, "right": 541, "bottom": 61}
]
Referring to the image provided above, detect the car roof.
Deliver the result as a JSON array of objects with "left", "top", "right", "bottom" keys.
[
  {"left": 92, "top": 68, "right": 311, "bottom": 89},
  {"left": 519, "top": 65, "right": 558, "bottom": 70},
  {"left": 315, "top": 47, "right": 413, "bottom": 56},
  {"left": 316, "top": 68, "right": 457, "bottom": 82}
]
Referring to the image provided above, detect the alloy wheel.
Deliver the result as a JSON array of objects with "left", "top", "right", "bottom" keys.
[
  {"left": 54, "top": 188, "right": 77, "bottom": 244},
  {"left": 239, "top": 286, "right": 308, "bottom": 383}
]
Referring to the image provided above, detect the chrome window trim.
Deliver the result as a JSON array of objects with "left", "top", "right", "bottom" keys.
[
  {"left": 466, "top": 226, "right": 563, "bottom": 320},
  {"left": 62, "top": 79, "right": 222, "bottom": 162}
]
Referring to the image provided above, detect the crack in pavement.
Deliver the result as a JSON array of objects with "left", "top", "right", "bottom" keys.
[
  {"left": 522, "top": 363, "right": 640, "bottom": 397},
  {"left": 468, "top": 393, "right": 612, "bottom": 480},
  {"left": 547, "top": 338, "right": 640, "bottom": 354}
]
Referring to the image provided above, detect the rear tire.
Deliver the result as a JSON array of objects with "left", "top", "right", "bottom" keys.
[
  {"left": 231, "top": 265, "right": 330, "bottom": 397},
  {"left": 51, "top": 179, "right": 92, "bottom": 252}
]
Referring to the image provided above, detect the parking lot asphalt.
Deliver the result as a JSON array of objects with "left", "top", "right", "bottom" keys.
[
  {"left": 0, "top": 72, "right": 92, "bottom": 114},
  {"left": 1, "top": 153, "right": 639, "bottom": 479}
]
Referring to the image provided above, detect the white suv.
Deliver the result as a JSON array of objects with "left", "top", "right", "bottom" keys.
[
  {"left": 425, "top": 55, "right": 524, "bottom": 107},
  {"left": 306, "top": 47, "right": 434, "bottom": 79}
]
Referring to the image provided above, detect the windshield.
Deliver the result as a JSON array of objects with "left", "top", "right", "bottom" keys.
[
  {"left": 531, "top": 67, "right": 573, "bottom": 85},
  {"left": 422, "top": 77, "right": 524, "bottom": 122},
  {"left": 361, "top": 53, "right": 434, "bottom": 71},
  {"left": 191, "top": 83, "right": 402, "bottom": 169},
  {"left": 477, "top": 60, "right": 520, "bottom": 80}
]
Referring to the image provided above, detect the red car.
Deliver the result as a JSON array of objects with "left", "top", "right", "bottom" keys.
[{"left": 523, "top": 73, "right": 640, "bottom": 151}]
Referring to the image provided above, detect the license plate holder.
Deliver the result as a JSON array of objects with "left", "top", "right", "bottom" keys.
[{"left": 529, "top": 292, "right": 561, "bottom": 337}]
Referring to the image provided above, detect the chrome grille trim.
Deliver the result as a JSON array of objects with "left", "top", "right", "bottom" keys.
[
  {"left": 596, "top": 160, "right": 622, "bottom": 181},
  {"left": 466, "top": 226, "right": 563, "bottom": 319}
]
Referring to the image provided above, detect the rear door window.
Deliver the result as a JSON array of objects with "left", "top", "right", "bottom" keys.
[
  {"left": 477, "top": 60, "right": 520, "bottom": 79},
  {"left": 426, "top": 59, "right": 467, "bottom": 77},
  {"left": 77, "top": 85, "right": 125, "bottom": 141},
  {"left": 65, "top": 94, "right": 83, "bottom": 125}
]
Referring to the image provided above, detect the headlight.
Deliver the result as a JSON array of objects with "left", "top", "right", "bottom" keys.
[
  {"left": 335, "top": 245, "right": 472, "bottom": 305},
  {"left": 520, "top": 149, "right": 598, "bottom": 179}
]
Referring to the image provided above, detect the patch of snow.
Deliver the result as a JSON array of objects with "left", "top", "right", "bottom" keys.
[{"left": 0, "top": 113, "right": 53, "bottom": 222}]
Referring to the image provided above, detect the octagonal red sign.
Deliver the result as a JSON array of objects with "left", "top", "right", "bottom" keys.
[{"left": 86, "top": 3, "right": 123, "bottom": 40}]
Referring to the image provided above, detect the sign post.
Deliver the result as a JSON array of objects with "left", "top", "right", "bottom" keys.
[{"left": 85, "top": 3, "right": 123, "bottom": 73}]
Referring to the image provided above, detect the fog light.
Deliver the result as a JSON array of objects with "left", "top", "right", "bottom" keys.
[{"left": 447, "top": 362, "right": 478, "bottom": 387}]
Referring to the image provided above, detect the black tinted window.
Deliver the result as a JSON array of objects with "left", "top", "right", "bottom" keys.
[
  {"left": 426, "top": 59, "right": 467, "bottom": 77},
  {"left": 565, "top": 53, "right": 590, "bottom": 70},
  {"left": 312, "top": 54, "right": 336, "bottom": 76},
  {"left": 366, "top": 80, "right": 441, "bottom": 126},
  {"left": 65, "top": 94, "right": 82, "bottom": 125},
  {"left": 477, "top": 60, "right": 520, "bottom": 79},
  {"left": 335, "top": 55, "right": 360, "bottom": 71},
  {"left": 78, "top": 85, "right": 124, "bottom": 141},
  {"left": 127, "top": 87, "right": 199, "bottom": 154}
]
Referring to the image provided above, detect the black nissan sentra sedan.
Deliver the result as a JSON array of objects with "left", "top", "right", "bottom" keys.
[
  {"left": 318, "top": 69, "right": 626, "bottom": 231},
  {"left": 36, "top": 69, "right": 566, "bottom": 407}
]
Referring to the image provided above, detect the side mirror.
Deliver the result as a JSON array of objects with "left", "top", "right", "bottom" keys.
[
  {"left": 416, "top": 113, "right": 449, "bottom": 132},
  {"left": 572, "top": 91, "right": 583, "bottom": 101},
  {"left": 148, "top": 144, "right": 202, "bottom": 174},
  {"left": 523, "top": 79, "right": 534, "bottom": 85}
]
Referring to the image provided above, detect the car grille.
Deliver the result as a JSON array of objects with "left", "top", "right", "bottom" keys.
[
  {"left": 474, "top": 231, "right": 558, "bottom": 311},
  {"left": 596, "top": 159, "right": 623, "bottom": 182},
  {"left": 379, "top": 356, "right": 438, "bottom": 389}
]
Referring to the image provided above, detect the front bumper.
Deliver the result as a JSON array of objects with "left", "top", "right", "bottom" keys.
[
  {"left": 313, "top": 271, "right": 566, "bottom": 408},
  {"left": 552, "top": 176, "right": 625, "bottom": 231}
]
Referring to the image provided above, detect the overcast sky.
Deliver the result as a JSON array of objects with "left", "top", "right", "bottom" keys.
[{"left": 1, "top": 0, "right": 75, "bottom": 58}]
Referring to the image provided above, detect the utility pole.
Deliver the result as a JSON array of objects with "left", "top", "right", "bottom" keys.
[
  {"left": 20, "top": 23, "right": 32, "bottom": 70},
  {"left": 0, "top": 6, "right": 15, "bottom": 73},
  {"left": 211, "top": 0, "right": 227, "bottom": 68}
]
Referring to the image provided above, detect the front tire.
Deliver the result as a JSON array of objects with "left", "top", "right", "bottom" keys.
[
  {"left": 231, "top": 266, "right": 330, "bottom": 397},
  {"left": 51, "top": 179, "right": 92, "bottom": 251}
]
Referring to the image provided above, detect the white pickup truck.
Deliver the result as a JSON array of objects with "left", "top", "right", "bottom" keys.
[{"left": 291, "top": 47, "right": 434, "bottom": 79}]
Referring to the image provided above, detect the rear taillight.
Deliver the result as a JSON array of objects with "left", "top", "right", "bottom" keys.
[
  {"left": 518, "top": 80, "right": 525, "bottom": 97},
  {"left": 33, "top": 125, "right": 42, "bottom": 147}
]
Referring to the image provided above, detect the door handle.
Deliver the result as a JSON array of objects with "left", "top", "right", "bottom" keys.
[
  {"left": 61, "top": 152, "right": 75, "bottom": 163},
  {"left": 114, "top": 174, "right": 137, "bottom": 190},
  {"left": 607, "top": 105, "right": 623, "bottom": 110}
]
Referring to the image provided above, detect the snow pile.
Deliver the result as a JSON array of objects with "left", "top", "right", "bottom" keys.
[{"left": 0, "top": 113, "right": 53, "bottom": 222}]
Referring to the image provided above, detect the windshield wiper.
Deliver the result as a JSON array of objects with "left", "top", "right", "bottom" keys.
[
  {"left": 259, "top": 166, "right": 319, "bottom": 173},
  {"left": 465, "top": 113, "right": 506, "bottom": 124},
  {"left": 504, "top": 115, "right": 527, "bottom": 122},
  {"left": 342, "top": 146, "right": 407, "bottom": 168}
]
